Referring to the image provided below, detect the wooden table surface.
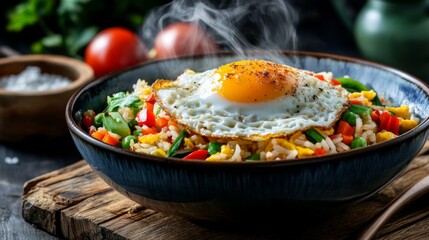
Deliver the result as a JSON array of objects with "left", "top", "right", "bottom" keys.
[{"left": 0, "top": 136, "right": 82, "bottom": 240}]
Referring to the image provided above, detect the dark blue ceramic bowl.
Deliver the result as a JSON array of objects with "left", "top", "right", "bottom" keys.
[{"left": 66, "top": 52, "right": 429, "bottom": 222}]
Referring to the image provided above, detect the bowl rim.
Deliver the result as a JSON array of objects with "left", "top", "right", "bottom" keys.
[
  {"left": 0, "top": 54, "right": 94, "bottom": 96},
  {"left": 66, "top": 50, "right": 429, "bottom": 168}
]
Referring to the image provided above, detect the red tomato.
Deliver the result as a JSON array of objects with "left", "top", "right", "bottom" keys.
[
  {"left": 85, "top": 27, "right": 149, "bottom": 78},
  {"left": 152, "top": 22, "right": 219, "bottom": 59}
]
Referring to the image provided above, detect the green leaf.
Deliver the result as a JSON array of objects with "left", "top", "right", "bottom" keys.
[
  {"left": 58, "top": 0, "right": 89, "bottom": 23},
  {"left": 41, "top": 34, "right": 62, "bottom": 47},
  {"left": 58, "top": 0, "right": 89, "bottom": 14},
  {"left": 31, "top": 41, "right": 44, "bottom": 53},
  {"left": 66, "top": 27, "right": 98, "bottom": 56},
  {"left": 7, "top": 2, "right": 39, "bottom": 31},
  {"left": 105, "top": 94, "right": 143, "bottom": 113}
]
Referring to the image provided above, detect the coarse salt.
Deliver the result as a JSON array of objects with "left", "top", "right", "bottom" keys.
[{"left": 0, "top": 66, "right": 72, "bottom": 91}]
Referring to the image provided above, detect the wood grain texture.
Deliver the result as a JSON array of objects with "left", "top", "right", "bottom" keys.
[{"left": 21, "top": 142, "right": 429, "bottom": 240}]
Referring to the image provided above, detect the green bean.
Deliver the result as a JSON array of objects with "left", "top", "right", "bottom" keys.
[
  {"left": 350, "top": 104, "right": 373, "bottom": 117},
  {"left": 166, "top": 129, "right": 189, "bottom": 157}
]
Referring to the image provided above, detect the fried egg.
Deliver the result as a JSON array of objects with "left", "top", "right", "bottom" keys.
[{"left": 152, "top": 59, "right": 349, "bottom": 141}]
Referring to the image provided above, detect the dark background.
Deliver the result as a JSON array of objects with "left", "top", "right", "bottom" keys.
[
  {"left": 0, "top": 0, "right": 367, "bottom": 239},
  {"left": 0, "top": 0, "right": 365, "bottom": 57}
]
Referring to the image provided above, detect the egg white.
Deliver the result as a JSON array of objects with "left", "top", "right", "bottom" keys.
[{"left": 153, "top": 65, "right": 349, "bottom": 140}]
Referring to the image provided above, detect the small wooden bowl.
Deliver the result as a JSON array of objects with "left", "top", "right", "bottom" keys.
[{"left": 0, "top": 55, "right": 93, "bottom": 141}]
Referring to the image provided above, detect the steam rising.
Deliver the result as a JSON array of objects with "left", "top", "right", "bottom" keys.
[{"left": 141, "top": 0, "right": 298, "bottom": 57}]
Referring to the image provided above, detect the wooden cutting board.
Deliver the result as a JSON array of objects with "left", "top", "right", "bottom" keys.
[{"left": 22, "top": 142, "right": 429, "bottom": 240}]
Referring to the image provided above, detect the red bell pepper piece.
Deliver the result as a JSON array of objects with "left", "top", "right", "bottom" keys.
[
  {"left": 378, "top": 111, "right": 391, "bottom": 131},
  {"left": 371, "top": 110, "right": 380, "bottom": 123},
  {"left": 146, "top": 93, "right": 156, "bottom": 104},
  {"left": 82, "top": 115, "right": 94, "bottom": 128},
  {"left": 136, "top": 103, "right": 156, "bottom": 128},
  {"left": 183, "top": 149, "right": 209, "bottom": 160},
  {"left": 388, "top": 116, "right": 400, "bottom": 135}
]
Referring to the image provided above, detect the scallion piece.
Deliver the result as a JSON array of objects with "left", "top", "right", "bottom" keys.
[
  {"left": 304, "top": 128, "right": 324, "bottom": 144},
  {"left": 166, "top": 129, "right": 189, "bottom": 157},
  {"left": 350, "top": 104, "right": 373, "bottom": 117}
]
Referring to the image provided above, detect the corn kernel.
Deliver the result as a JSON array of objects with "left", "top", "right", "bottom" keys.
[
  {"left": 206, "top": 153, "right": 224, "bottom": 161},
  {"left": 399, "top": 119, "right": 418, "bottom": 133},
  {"left": 151, "top": 148, "right": 166, "bottom": 157},
  {"left": 376, "top": 131, "right": 397, "bottom": 143},
  {"left": 138, "top": 134, "right": 160, "bottom": 145},
  {"left": 220, "top": 145, "right": 234, "bottom": 157},
  {"left": 143, "top": 87, "right": 152, "bottom": 95},
  {"left": 296, "top": 146, "right": 314, "bottom": 158},
  {"left": 362, "top": 90, "right": 376, "bottom": 100},
  {"left": 184, "top": 137, "right": 194, "bottom": 148},
  {"left": 274, "top": 138, "right": 296, "bottom": 150},
  {"left": 386, "top": 105, "right": 410, "bottom": 119},
  {"left": 349, "top": 92, "right": 362, "bottom": 99}
]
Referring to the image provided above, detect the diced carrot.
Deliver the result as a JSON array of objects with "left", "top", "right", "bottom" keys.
[
  {"left": 168, "top": 119, "right": 178, "bottom": 127},
  {"left": 142, "top": 127, "right": 158, "bottom": 135},
  {"left": 155, "top": 117, "right": 169, "bottom": 130},
  {"left": 336, "top": 120, "right": 355, "bottom": 136},
  {"left": 350, "top": 99, "right": 363, "bottom": 105},
  {"left": 331, "top": 79, "right": 341, "bottom": 86},
  {"left": 91, "top": 128, "right": 107, "bottom": 140},
  {"left": 102, "top": 132, "right": 121, "bottom": 146},
  {"left": 313, "top": 148, "right": 326, "bottom": 156},
  {"left": 341, "top": 135, "right": 353, "bottom": 145}
]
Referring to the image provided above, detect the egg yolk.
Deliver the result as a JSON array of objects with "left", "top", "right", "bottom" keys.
[{"left": 215, "top": 60, "right": 297, "bottom": 103}]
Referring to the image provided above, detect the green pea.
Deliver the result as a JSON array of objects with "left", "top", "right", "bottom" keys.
[
  {"left": 246, "top": 153, "right": 260, "bottom": 161},
  {"left": 350, "top": 137, "right": 367, "bottom": 149},
  {"left": 342, "top": 111, "right": 359, "bottom": 126},
  {"left": 93, "top": 113, "right": 104, "bottom": 127},
  {"left": 208, "top": 142, "right": 222, "bottom": 155},
  {"left": 121, "top": 135, "right": 137, "bottom": 149}
]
